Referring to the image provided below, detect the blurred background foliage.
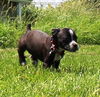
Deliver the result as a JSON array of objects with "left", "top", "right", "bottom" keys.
[{"left": 0, "top": 0, "right": 100, "bottom": 48}]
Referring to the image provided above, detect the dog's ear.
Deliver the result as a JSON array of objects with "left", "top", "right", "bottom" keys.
[{"left": 52, "top": 28, "right": 60, "bottom": 37}]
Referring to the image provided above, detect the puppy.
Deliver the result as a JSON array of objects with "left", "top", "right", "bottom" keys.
[{"left": 18, "top": 24, "right": 79, "bottom": 69}]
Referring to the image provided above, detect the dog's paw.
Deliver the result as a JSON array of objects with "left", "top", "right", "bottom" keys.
[{"left": 21, "top": 62, "right": 26, "bottom": 66}]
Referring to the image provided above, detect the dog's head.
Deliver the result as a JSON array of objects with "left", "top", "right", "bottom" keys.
[{"left": 52, "top": 28, "right": 79, "bottom": 52}]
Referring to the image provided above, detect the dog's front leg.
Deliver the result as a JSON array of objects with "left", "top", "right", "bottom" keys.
[
  {"left": 43, "top": 51, "right": 55, "bottom": 68},
  {"left": 43, "top": 62, "right": 51, "bottom": 68},
  {"left": 43, "top": 56, "right": 53, "bottom": 68},
  {"left": 53, "top": 60, "right": 60, "bottom": 69}
]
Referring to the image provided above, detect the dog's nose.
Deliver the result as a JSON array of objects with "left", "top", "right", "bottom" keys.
[
  {"left": 73, "top": 43, "right": 79, "bottom": 51},
  {"left": 73, "top": 43, "right": 78, "bottom": 48},
  {"left": 69, "top": 41, "right": 79, "bottom": 51}
]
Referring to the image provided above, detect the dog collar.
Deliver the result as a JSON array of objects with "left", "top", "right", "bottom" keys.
[
  {"left": 50, "top": 36, "right": 57, "bottom": 51},
  {"left": 50, "top": 36, "right": 64, "bottom": 56}
]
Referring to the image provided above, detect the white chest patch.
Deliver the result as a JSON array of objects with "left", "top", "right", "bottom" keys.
[{"left": 54, "top": 54, "right": 62, "bottom": 61}]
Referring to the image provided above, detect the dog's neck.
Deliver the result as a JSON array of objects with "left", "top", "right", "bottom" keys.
[
  {"left": 50, "top": 36, "right": 58, "bottom": 49},
  {"left": 50, "top": 36, "right": 64, "bottom": 55}
]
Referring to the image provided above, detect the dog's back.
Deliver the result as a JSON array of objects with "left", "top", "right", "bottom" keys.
[{"left": 18, "top": 24, "right": 51, "bottom": 63}]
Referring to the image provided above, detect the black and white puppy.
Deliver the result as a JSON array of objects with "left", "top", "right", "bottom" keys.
[{"left": 18, "top": 24, "right": 79, "bottom": 69}]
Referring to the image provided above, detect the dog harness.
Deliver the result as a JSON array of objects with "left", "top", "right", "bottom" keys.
[
  {"left": 49, "top": 36, "right": 64, "bottom": 57},
  {"left": 44, "top": 36, "right": 64, "bottom": 65}
]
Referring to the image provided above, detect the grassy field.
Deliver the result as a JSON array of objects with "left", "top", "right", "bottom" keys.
[{"left": 0, "top": 45, "right": 100, "bottom": 97}]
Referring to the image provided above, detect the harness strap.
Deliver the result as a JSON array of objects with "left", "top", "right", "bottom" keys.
[
  {"left": 44, "top": 36, "right": 64, "bottom": 64},
  {"left": 50, "top": 36, "right": 64, "bottom": 56}
]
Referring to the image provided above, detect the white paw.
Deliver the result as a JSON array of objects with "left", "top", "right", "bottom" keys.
[{"left": 21, "top": 62, "right": 26, "bottom": 66}]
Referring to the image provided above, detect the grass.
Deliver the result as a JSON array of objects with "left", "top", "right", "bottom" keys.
[
  {"left": 0, "top": 45, "right": 100, "bottom": 97},
  {"left": 0, "top": 1, "right": 100, "bottom": 96}
]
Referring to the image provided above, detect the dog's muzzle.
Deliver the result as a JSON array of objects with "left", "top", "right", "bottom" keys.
[{"left": 64, "top": 41, "right": 79, "bottom": 52}]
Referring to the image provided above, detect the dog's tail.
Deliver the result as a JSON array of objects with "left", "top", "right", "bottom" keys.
[{"left": 27, "top": 24, "right": 31, "bottom": 31}]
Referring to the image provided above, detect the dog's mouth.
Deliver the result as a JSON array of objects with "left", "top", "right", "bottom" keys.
[{"left": 64, "top": 45, "right": 79, "bottom": 52}]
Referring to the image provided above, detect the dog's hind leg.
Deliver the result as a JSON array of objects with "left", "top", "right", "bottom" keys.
[
  {"left": 31, "top": 56, "right": 38, "bottom": 67},
  {"left": 18, "top": 47, "right": 26, "bottom": 66}
]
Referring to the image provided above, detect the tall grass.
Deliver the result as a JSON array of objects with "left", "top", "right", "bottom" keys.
[
  {"left": 34, "top": 0, "right": 100, "bottom": 44},
  {"left": 0, "top": 18, "right": 23, "bottom": 48},
  {"left": 0, "top": 0, "right": 100, "bottom": 48},
  {"left": 0, "top": 4, "right": 39, "bottom": 48}
]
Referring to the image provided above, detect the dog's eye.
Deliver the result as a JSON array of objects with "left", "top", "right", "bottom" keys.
[{"left": 63, "top": 38, "right": 70, "bottom": 43}]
